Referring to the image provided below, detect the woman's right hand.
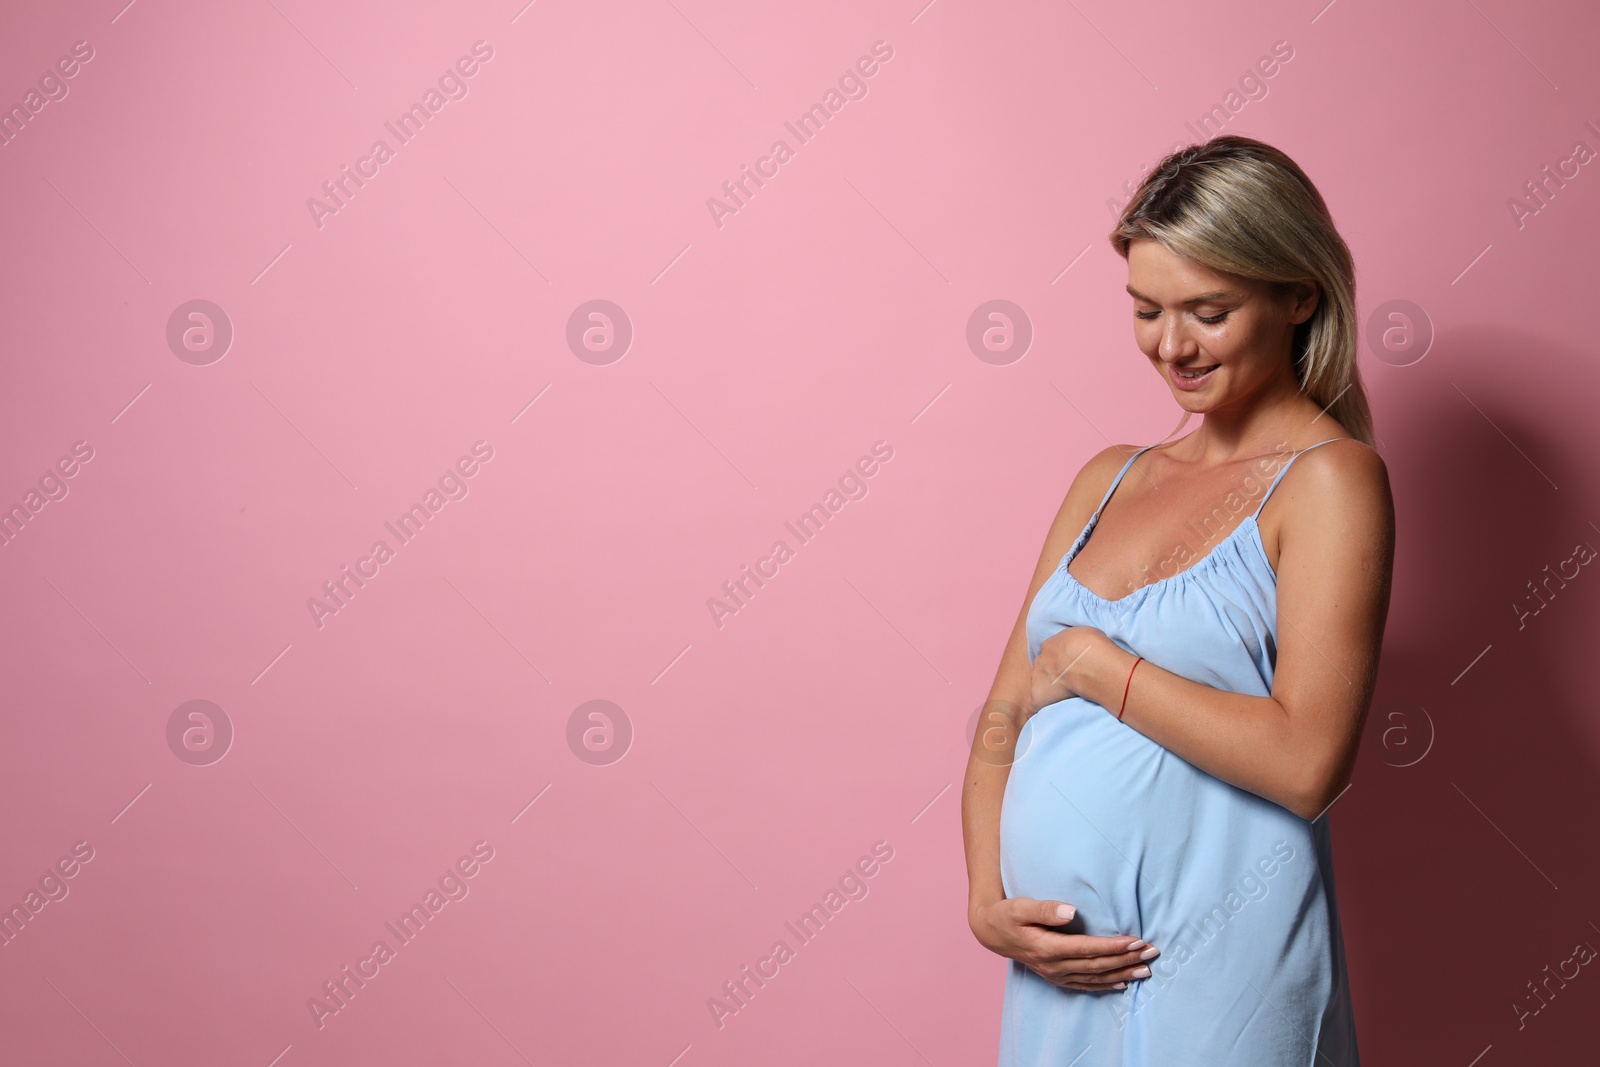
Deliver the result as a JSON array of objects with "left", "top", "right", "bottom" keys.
[{"left": 969, "top": 898, "right": 1159, "bottom": 992}]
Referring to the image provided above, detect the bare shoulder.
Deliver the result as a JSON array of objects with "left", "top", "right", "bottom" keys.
[
  {"left": 1063, "top": 444, "right": 1147, "bottom": 524},
  {"left": 1029, "top": 444, "right": 1146, "bottom": 577},
  {"left": 1287, "top": 438, "right": 1392, "bottom": 517},
  {"left": 1269, "top": 437, "right": 1395, "bottom": 570}
]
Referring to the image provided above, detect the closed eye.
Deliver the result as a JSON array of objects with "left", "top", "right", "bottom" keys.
[{"left": 1135, "top": 310, "right": 1232, "bottom": 325}]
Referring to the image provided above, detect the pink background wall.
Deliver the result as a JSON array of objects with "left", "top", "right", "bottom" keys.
[{"left": 3, "top": 0, "right": 1598, "bottom": 1062}]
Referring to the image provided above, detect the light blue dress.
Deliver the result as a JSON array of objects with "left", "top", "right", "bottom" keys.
[{"left": 998, "top": 439, "right": 1361, "bottom": 1065}]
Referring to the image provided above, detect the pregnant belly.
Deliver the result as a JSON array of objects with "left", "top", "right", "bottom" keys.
[
  {"left": 997, "top": 697, "right": 1316, "bottom": 943},
  {"left": 998, "top": 697, "right": 1342, "bottom": 1050},
  {"left": 998, "top": 697, "right": 1173, "bottom": 936}
]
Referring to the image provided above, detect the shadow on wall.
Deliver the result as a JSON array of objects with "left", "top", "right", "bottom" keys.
[{"left": 1340, "top": 324, "right": 1600, "bottom": 1063}]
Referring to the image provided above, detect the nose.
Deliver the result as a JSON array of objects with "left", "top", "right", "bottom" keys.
[{"left": 1158, "top": 314, "right": 1195, "bottom": 362}]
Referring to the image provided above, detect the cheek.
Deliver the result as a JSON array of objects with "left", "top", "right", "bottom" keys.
[
  {"left": 1210, "top": 313, "right": 1273, "bottom": 353},
  {"left": 1212, "top": 329, "right": 1271, "bottom": 373},
  {"left": 1133, "top": 325, "right": 1162, "bottom": 356}
]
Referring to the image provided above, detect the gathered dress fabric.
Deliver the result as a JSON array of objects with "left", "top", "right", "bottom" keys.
[{"left": 997, "top": 439, "right": 1361, "bottom": 1066}]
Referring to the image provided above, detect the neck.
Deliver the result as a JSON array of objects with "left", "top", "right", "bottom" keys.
[{"left": 1185, "top": 362, "right": 1322, "bottom": 463}]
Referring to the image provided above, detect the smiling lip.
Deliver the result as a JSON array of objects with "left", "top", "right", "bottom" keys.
[{"left": 1169, "top": 363, "right": 1219, "bottom": 391}]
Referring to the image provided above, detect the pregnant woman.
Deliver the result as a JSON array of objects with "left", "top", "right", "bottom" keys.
[{"left": 962, "top": 135, "right": 1394, "bottom": 1065}]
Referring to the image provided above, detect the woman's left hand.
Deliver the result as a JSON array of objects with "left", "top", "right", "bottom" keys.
[{"left": 1030, "top": 626, "right": 1115, "bottom": 713}]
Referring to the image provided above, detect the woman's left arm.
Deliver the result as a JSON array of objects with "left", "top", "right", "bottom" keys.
[{"left": 1034, "top": 443, "right": 1395, "bottom": 820}]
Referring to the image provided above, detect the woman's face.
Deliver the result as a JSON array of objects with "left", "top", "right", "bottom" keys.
[{"left": 1124, "top": 238, "right": 1318, "bottom": 414}]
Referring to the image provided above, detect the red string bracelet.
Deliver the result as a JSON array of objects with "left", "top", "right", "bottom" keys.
[{"left": 1118, "top": 656, "right": 1143, "bottom": 721}]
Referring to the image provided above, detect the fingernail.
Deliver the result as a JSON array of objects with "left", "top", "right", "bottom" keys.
[
  {"left": 1113, "top": 982, "right": 1127, "bottom": 989},
  {"left": 1127, "top": 940, "right": 1147, "bottom": 950},
  {"left": 1132, "top": 966, "right": 1151, "bottom": 979},
  {"left": 1056, "top": 904, "right": 1074, "bottom": 921},
  {"left": 1138, "top": 946, "right": 1160, "bottom": 960}
]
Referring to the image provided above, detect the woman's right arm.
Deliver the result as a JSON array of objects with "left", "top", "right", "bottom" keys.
[{"left": 961, "top": 445, "right": 1160, "bottom": 991}]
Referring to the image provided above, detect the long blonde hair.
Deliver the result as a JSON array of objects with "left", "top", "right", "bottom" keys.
[{"left": 1108, "top": 135, "right": 1374, "bottom": 447}]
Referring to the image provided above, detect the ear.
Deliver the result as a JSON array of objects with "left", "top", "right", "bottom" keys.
[{"left": 1287, "top": 280, "right": 1320, "bottom": 325}]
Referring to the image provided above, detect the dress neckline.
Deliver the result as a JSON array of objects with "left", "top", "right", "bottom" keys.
[
  {"left": 1055, "top": 436, "right": 1359, "bottom": 608},
  {"left": 1058, "top": 509, "right": 1262, "bottom": 607}
]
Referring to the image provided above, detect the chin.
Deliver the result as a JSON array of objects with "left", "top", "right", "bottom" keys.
[{"left": 1170, "top": 391, "right": 1215, "bottom": 411}]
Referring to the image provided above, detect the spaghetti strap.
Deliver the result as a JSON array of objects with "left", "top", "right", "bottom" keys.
[
  {"left": 1092, "top": 444, "right": 1159, "bottom": 517},
  {"left": 1251, "top": 437, "right": 1361, "bottom": 519}
]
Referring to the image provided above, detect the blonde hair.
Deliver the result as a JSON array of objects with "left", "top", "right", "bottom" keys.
[{"left": 1108, "top": 135, "right": 1374, "bottom": 447}]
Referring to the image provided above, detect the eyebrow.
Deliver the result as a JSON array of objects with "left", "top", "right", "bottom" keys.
[{"left": 1125, "top": 286, "right": 1244, "bottom": 305}]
